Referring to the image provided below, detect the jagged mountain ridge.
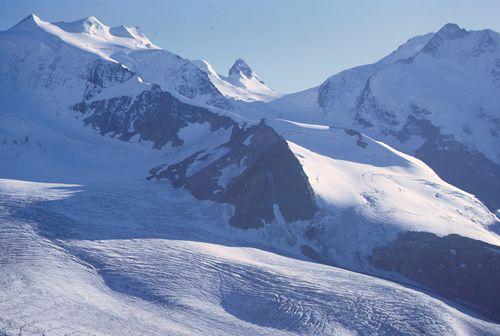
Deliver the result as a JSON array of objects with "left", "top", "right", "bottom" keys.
[{"left": 192, "top": 58, "right": 281, "bottom": 103}]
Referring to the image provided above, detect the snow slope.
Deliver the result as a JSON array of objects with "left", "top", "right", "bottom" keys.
[
  {"left": 269, "top": 119, "right": 499, "bottom": 269},
  {"left": 270, "top": 23, "right": 500, "bottom": 212}
]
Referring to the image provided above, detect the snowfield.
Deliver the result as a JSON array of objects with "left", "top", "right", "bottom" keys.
[{"left": 1, "top": 179, "right": 499, "bottom": 335}]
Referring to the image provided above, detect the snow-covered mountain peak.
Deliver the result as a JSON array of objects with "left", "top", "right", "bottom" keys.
[
  {"left": 421, "top": 23, "right": 500, "bottom": 59},
  {"left": 435, "top": 22, "right": 469, "bottom": 40},
  {"left": 8, "top": 13, "right": 42, "bottom": 32},
  {"left": 2, "top": 14, "right": 161, "bottom": 64},
  {"left": 372, "top": 32, "right": 436, "bottom": 66},
  {"left": 53, "top": 16, "right": 155, "bottom": 47},
  {"left": 52, "top": 16, "right": 157, "bottom": 49},
  {"left": 271, "top": 22, "right": 500, "bottom": 214},
  {"left": 4, "top": 14, "right": 279, "bottom": 106},
  {"left": 229, "top": 58, "right": 256, "bottom": 79},
  {"left": 54, "top": 16, "right": 108, "bottom": 35},
  {"left": 221, "top": 58, "right": 280, "bottom": 101},
  {"left": 189, "top": 58, "right": 281, "bottom": 102},
  {"left": 109, "top": 25, "right": 152, "bottom": 45}
]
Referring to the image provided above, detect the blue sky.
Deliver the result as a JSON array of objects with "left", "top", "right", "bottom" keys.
[{"left": 2, "top": 0, "right": 499, "bottom": 92}]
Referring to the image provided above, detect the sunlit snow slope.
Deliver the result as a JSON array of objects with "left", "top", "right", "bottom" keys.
[{"left": 270, "top": 23, "right": 500, "bottom": 213}]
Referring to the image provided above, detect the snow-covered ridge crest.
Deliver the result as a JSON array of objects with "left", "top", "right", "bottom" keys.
[
  {"left": 7, "top": 13, "right": 159, "bottom": 61},
  {"left": 54, "top": 16, "right": 157, "bottom": 48},
  {"left": 4, "top": 14, "right": 280, "bottom": 108},
  {"left": 2, "top": 14, "right": 234, "bottom": 109}
]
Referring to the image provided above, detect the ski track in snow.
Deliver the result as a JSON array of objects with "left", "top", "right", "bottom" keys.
[{"left": 1, "top": 179, "right": 499, "bottom": 336}]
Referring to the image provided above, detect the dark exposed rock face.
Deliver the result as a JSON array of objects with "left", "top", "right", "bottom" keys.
[
  {"left": 371, "top": 231, "right": 500, "bottom": 320},
  {"left": 74, "top": 84, "right": 317, "bottom": 229},
  {"left": 73, "top": 88, "right": 234, "bottom": 149},
  {"left": 392, "top": 114, "right": 500, "bottom": 212},
  {"left": 394, "top": 114, "right": 440, "bottom": 143},
  {"left": 301, "top": 245, "right": 323, "bottom": 263},
  {"left": 354, "top": 76, "right": 399, "bottom": 128},
  {"left": 149, "top": 121, "right": 318, "bottom": 229},
  {"left": 415, "top": 139, "right": 500, "bottom": 212},
  {"left": 343, "top": 128, "right": 368, "bottom": 148},
  {"left": 229, "top": 59, "right": 254, "bottom": 79},
  {"left": 83, "top": 59, "right": 136, "bottom": 100},
  {"left": 171, "top": 60, "right": 230, "bottom": 110}
]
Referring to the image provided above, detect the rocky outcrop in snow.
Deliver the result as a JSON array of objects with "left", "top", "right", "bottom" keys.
[
  {"left": 73, "top": 87, "right": 233, "bottom": 149},
  {"left": 371, "top": 231, "right": 500, "bottom": 321},
  {"left": 149, "top": 120, "right": 318, "bottom": 228}
]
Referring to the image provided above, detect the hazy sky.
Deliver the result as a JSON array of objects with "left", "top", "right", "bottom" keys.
[{"left": 2, "top": 0, "right": 499, "bottom": 92}]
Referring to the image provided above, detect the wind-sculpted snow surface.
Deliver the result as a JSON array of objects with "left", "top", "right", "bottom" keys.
[{"left": 1, "top": 179, "right": 499, "bottom": 335}]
